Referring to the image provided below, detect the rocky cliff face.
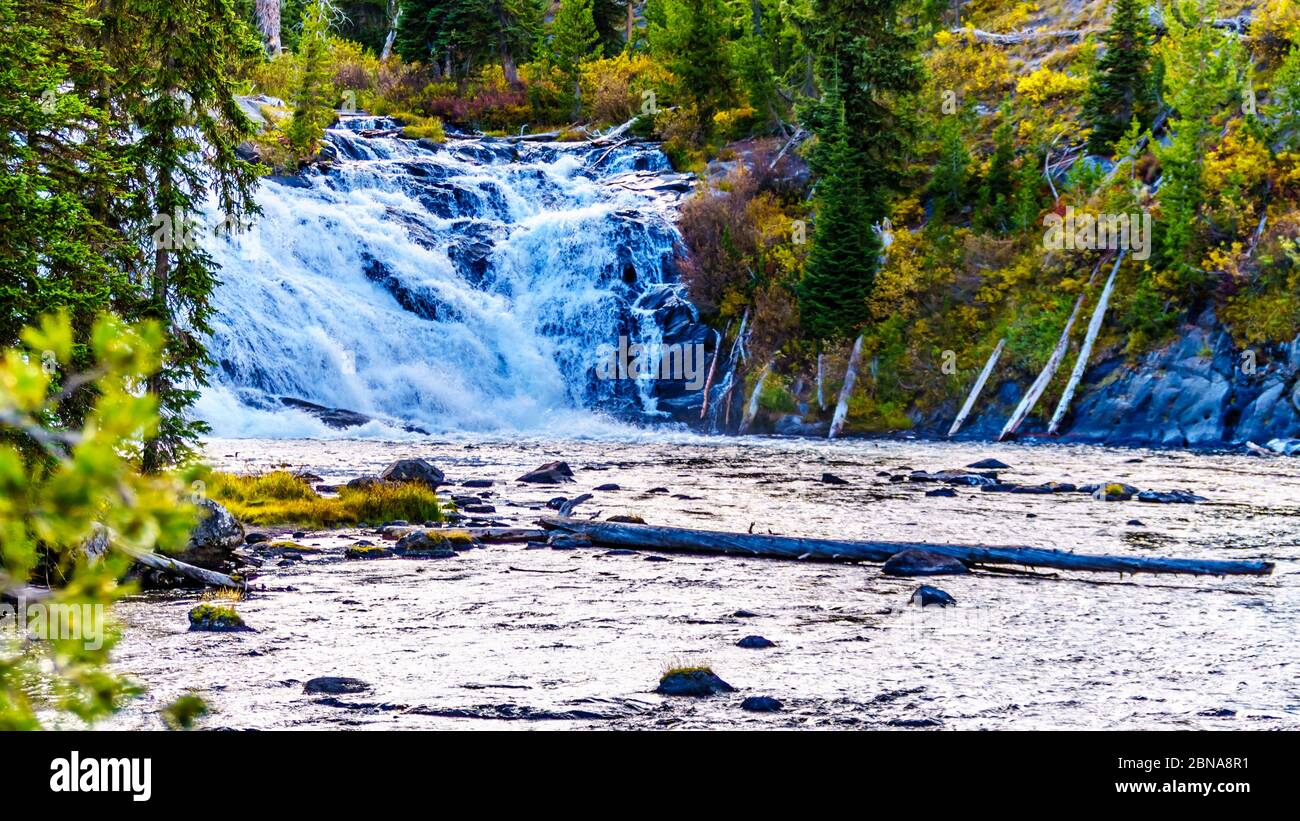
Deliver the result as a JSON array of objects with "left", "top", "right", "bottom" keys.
[{"left": 941, "top": 310, "right": 1300, "bottom": 448}]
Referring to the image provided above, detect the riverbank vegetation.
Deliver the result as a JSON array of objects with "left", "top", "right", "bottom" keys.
[{"left": 205, "top": 470, "right": 445, "bottom": 526}]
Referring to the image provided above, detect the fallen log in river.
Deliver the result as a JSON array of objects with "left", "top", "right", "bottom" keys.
[{"left": 539, "top": 517, "right": 1273, "bottom": 576}]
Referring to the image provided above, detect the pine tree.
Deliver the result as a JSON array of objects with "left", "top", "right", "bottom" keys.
[
  {"left": 107, "top": 0, "right": 263, "bottom": 471},
  {"left": 975, "top": 108, "right": 1016, "bottom": 232},
  {"left": 800, "top": 0, "right": 921, "bottom": 224},
  {"left": 286, "top": 0, "right": 336, "bottom": 154},
  {"left": 645, "top": 0, "right": 735, "bottom": 134},
  {"left": 1154, "top": 0, "right": 1242, "bottom": 299},
  {"left": 550, "top": 0, "right": 601, "bottom": 116},
  {"left": 927, "top": 118, "right": 970, "bottom": 222},
  {"left": 1084, "top": 0, "right": 1158, "bottom": 154},
  {"left": 799, "top": 91, "right": 880, "bottom": 341},
  {"left": 0, "top": 0, "right": 133, "bottom": 425}
]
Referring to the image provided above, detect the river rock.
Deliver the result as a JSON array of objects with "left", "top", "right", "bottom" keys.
[
  {"left": 741, "top": 696, "right": 784, "bottom": 712},
  {"left": 908, "top": 585, "right": 957, "bottom": 607},
  {"left": 245, "top": 532, "right": 270, "bottom": 544},
  {"left": 188, "top": 604, "right": 249, "bottom": 632},
  {"left": 517, "top": 461, "right": 574, "bottom": 484},
  {"left": 1264, "top": 437, "right": 1300, "bottom": 455},
  {"left": 736, "top": 635, "right": 776, "bottom": 648},
  {"left": 393, "top": 531, "right": 454, "bottom": 558},
  {"left": 593, "top": 483, "right": 621, "bottom": 491},
  {"left": 347, "top": 475, "right": 387, "bottom": 490},
  {"left": 1137, "top": 489, "right": 1208, "bottom": 504},
  {"left": 966, "top": 458, "right": 1011, "bottom": 469},
  {"left": 909, "top": 469, "right": 998, "bottom": 486},
  {"left": 462, "top": 479, "right": 494, "bottom": 488},
  {"left": 821, "top": 472, "right": 850, "bottom": 485},
  {"left": 656, "top": 669, "right": 735, "bottom": 696},
  {"left": 1089, "top": 482, "right": 1138, "bottom": 501},
  {"left": 380, "top": 458, "right": 445, "bottom": 489},
  {"left": 179, "top": 499, "right": 244, "bottom": 570},
  {"left": 607, "top": 514, "right": 645, "bottom": 524},
  {"left": 304, "top": 677, "right": 371, "bottom": 695},
  {"left": 883, "top": 550, "right": 969, "bottom": 577},
  {"left": 924, "top": 487, "right": 957, "bottom": 497}
]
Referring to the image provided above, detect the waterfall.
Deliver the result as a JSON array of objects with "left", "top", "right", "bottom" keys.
[{"left": 197, "top": 116, "right": 698, "bottom": 437}]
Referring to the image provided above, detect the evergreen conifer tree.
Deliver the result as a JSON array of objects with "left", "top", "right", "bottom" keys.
[{"left": 1084, "top": 0, "right": 1158, "bottom": 154}]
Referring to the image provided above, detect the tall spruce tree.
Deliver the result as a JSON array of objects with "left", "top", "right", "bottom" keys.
[
  {"left": 1153, "top": 0, "right": 1242, "bottom": 300},
  {"left": 550, "top": 0, "right": 601, "bottom": 115},
  {"left": 286, "top": 0, "right": 336, "bottom": 154},
  {"left": 800, "top": 0, "right": 921, "bottom": 225},
  {"left": 1083, "top": 0, "right": 1158, "bottom": 154},
  {"left": 109, "top": 0, "right": 263, "bottom": 471},
  {"left": 799, "top": 89, "right": 880, "bottom": 341},
  {"left": 646, "top": 0, "right": 734, "bottom": 134},
  {"left": 0, "top": 0, "right": 131, "bottom": 427}
]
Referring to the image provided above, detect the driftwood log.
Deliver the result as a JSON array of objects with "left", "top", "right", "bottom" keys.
[
  {"left": 539, "top": 517, "right": 1274, "bottom": 577},
  {"left": 118, "top": 544, "right": 245, "bottom": 589}
]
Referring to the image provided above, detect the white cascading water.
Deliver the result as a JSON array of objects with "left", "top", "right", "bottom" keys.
[{"left": 196, "top": 116, "right": 696, "bottom": 437}]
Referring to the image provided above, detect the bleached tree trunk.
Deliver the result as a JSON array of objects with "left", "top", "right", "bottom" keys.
[
  {"left": 1047, "top": 251, "right": 1125, "bottom": 435},
  {"left": 256, "top": 0, "right": 282, "bottom": 56},
  {"left": 816, "top": 352, "right": 825, "bottom": 410},
  {"left": 739, "top": 360, "right": 773, "bottom": 434},
  {"left": 380, "top": 0, "right": 400, "bottom": 61},
  {"left": 948, "top": 338, "right": 1005, "bottom": 437},
  {"left": 828, "top": 335, "right": 864, "bottom": 440},
  {"left": 626, "top": 0, "right": 635, "bottom": 44},
  {"left": 998, "top": 294, "right": 1087, "bottom": 441},
  {"left": 699, "top": 325, "right": 727, "bottom": 419}
]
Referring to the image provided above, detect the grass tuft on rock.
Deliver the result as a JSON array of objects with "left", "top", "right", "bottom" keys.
[{"left": 207, "top": 471, "right": 443, "bottom": 527}]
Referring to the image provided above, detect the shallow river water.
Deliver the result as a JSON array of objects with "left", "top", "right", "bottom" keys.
[{"left": 107, "top": 434, "right": 1300, "bottom": 730}]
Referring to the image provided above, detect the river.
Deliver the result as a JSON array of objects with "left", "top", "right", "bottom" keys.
[{"left": 105, "top": 434, "right": 1298, "bottom": 730}]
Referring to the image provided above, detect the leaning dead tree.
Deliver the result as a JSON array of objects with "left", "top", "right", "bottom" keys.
[
  {"left": 948, "top": 338, "right": 1006, "bottom": 437},
  {"left": 1047, "top": 251, "right": 1126, "bottom": 435},
  {"left": 540, "top": 518, "right": 1274, "bottom": 576},
  {"left": 998, "top": 257, "right": 1106, "bottom": 441},
  {"left": 828, "top": 335, "right": 864, "bottom": 439}
]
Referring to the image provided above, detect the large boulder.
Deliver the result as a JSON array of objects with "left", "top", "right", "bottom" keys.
[
  {"left": 379, "top": 458, "right": 445, "bottom": 489},
  {"left": 178, "top": 499, "right": 244, "bottom": 570},
  {"left": 516, "top": 461, "right": 575, "bottom": 484}
]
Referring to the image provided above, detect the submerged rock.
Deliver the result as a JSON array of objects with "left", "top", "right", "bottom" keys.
[
  {"left": 462, "top": 479, "right": 494, "bottom": 488},
  {"left": 593, "top": 483, "right": 621, "bottom": 491},
  {"left": 883, "top": 550, "right": 968, "bottom": 577},
  {"left": 607, "top": 514, "right": 645, "bottom": 524},
  {"left": 821, "top": 472, "right": 850, "bottom": 485},
  {"left": 736, "top": 635, "right": 776, "bottom": 649},
  {"left": 1137, "top": 489, "right": 1207, "bottom": 504},
  {"left": 517, "top": 461, "right": 575, "bottom": 484},
  {"left": 304, "top": 677, "right": 371, "bottom": 695},
  {"left": 188, "top": 604, "right": 249, "bottom": 632},
  {"left": 656, "top": 669, "right": 735, "bottom": 696},
  {"left": 924, "top": 487, "right": 957, "bottom": 497},
  {"left": 741, "top": 696, "right": 784, "bottom": 712},
  {"left": 909, "top": 469, "right": 998, "bottom": 486},
  {"left": 345, "top": 544, "right": 394, "bottom": 559},
  {"left": 908, "top": 585, "right": 957, "bottom": 608},
  {"left": 1089, "top": 482, "right": 1138, "bottom": 501},
  {"left": 966, "top": 458, "right": 1011, "bottom": 470},
  {"left": 393, "top": 531, "right": 454, "bottom": 558}
]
